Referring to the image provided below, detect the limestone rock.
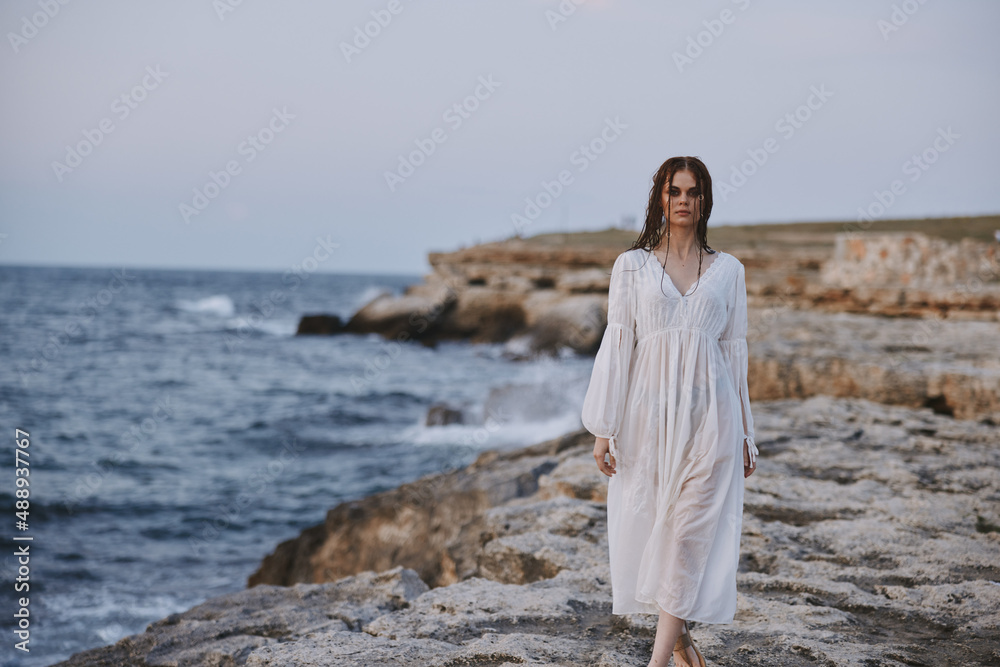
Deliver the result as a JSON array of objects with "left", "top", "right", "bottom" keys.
[
  {"left": 57, "top": 396, "right": 1000, "bottom": 665},
  {"left": 300, "top": 240, "right": 623, "bottom": 354},
  {"left": 247, "top": 433, "right": 585, "bottom": 590},
  {"left": 744, "top": 309, "right": 1000, "bottom": 420},
  {"left": 821, "top": 231, "right": 1000, "bottom": 290},
  {"left": 51, "top": 567, "right": 429, "bottom": 667},
  {"left": 56, "top": 396, "right": 1000, "bottom": 665},
  {"left": 299, "top": 228, "right": 1000, "bottom": 356}
]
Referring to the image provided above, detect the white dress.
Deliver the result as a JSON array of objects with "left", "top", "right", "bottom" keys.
[{"left": 580, "top": 247, "right": 758, "bottom": 623}]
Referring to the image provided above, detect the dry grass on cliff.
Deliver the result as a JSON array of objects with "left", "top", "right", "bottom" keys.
[{"left": 518, "top": 214, "right": 1000, "bottom": 250}]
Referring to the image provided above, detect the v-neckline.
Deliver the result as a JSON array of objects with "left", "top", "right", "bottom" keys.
[{"left": 647, "top": 249, "right": 726, "bottom": 298}]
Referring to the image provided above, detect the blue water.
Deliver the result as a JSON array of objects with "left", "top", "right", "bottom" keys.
[{"left": 0, "top": 265, "right": 594, "bottom": 666}]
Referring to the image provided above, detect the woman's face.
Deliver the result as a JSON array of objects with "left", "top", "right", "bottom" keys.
[{"left": 661, "top": 169, "right": 702, "bottom": 225}]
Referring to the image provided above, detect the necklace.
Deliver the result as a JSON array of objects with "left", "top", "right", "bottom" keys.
[{"left": 651, "top": 245, "right": 706, "bottom": 297}]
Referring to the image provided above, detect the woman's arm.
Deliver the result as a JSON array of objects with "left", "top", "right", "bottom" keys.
[
  {"left": 581, "top": 251, "right": 637, "bottom": 471},
  {"left": 719, "top": 260, "right": 758, "bottom": 472}
]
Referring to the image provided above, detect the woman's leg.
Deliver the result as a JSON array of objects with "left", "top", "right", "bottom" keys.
[{"left": 647, "top": 608, "right": 701, "bottom": 667}]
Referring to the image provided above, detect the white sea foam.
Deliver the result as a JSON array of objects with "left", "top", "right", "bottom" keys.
[{"left": 176, "top": 294, "right": 236, "bottom": 317}]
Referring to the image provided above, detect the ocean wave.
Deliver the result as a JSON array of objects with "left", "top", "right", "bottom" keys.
[
  {"left": 222, "top": 316, "right": 298, "bottom": 337},
  {"left": 404, "top": 409, "right": 585, "bottom": 451},
  {"left": 175, "top": 295, "right": 235, "bottom": 317}
]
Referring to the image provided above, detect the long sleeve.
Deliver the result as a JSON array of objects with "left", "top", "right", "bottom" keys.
[
  {"left": 581, "top": 251, "right": 636, "bottom": 460},
  {"left": 719, "top": 261, "right": 758, "bottom": 466}
]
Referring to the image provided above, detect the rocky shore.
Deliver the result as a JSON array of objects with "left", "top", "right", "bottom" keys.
[
  {"left": 53, "top": 219, "right": 1000, "bottom": 666},
  {"left": 296, "top": 224, "right": 1000, "bottom": 358},
  {"left": 54, "top": 396, "right": 1000, "bottom": 666}
]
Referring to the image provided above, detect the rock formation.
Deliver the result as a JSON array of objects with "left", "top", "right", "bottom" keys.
[
  {"left": 821, "top": 231, "right": 999, "bottom": 290},
  {"left": 296, "top": 228, "right": 1000, "bottom": 358},
  {"left": 742, "top": 308, "right": 1000, "bottom": 421},
  {"left": 54, "top": 397, "right": 1000, "bottom": 666},
  {"left": 334, "top": 240, "right": 619, "bottom": 356}
]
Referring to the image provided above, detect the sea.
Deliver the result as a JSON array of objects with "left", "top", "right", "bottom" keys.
[{"left": 0, "top": 265, "right": 596, "bottom": 666}]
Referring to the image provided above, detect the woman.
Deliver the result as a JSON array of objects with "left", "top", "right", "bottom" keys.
[{"left": 580, "top": 156, "right": 758, "bottom": 667}]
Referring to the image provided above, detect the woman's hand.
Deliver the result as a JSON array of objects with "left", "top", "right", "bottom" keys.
[
  {"left": 744, "top": 438, "right": 756, "bottom": 478},
  {"left": 594, "top": 437, "right": 616, "bottom": 477}
]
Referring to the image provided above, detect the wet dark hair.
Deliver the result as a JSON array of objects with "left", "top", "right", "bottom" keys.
[{"left": 626, "top": 156, "right": 716, "bottom": 296}]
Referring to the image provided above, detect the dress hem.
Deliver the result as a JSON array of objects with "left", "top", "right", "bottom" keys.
[{"left": 612, "top": 598, "right": 737, "bottom": 625}]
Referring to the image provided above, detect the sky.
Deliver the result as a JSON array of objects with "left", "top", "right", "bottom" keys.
[{"left": 1, "top": 0, "right": 998, "bottom": 275}]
